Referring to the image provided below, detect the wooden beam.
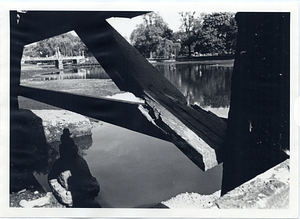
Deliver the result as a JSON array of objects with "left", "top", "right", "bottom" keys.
[
  {"left": 221, "top": 12, "right": 290, "bottom": 195},
  {"left": 15, "top": 11, "right": 149, "bottom": 45},
  {"left": 75, "top": 19, "right": 227, "bottom": 170},
  {"left": 18, "top": 85, "right": 169, "bottom": 141}
]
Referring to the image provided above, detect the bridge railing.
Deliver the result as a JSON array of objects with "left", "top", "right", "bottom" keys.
[{"left": 22, "top": 55, "right": 85, "bottom": 61}]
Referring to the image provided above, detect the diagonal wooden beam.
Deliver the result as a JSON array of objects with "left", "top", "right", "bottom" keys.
[{"left": 75, "top": 19, "right": 227, "bottom": 170}]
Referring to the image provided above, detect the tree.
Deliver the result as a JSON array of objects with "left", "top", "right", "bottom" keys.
[
  {"left": 178, "top": 12, "right": 203, "bottom": 57},
  {"left": 23, "top": 31, "right": 92, "bottom": 58},
  {"left": 195, "top": 12, "right": 237, "bottom": 55},
  {"left": 130, "top": 12, "right": 175, "bottom": 58},
  {"left": 23, "top": 43, "right": 41, "bottom": 58},
  {"left": 155, "top": 38, "right": 181, "bottom": 58}
]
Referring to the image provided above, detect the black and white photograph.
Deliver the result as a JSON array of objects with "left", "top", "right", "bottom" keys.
[{"left": 0, "top": 2, "right": 299, "bottom": 218}]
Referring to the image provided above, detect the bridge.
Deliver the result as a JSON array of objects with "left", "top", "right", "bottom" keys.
[{"left": 22, "top": 49, "right": 85, "bottom": 69}]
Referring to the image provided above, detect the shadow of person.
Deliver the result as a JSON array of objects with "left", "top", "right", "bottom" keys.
[{"left": 48, "top": 128, "right": 101, "bottom": 208}]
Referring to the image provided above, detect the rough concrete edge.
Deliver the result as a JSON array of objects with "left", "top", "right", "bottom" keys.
[
  {"left": 213, "top": 159, "right": 290, "bottom": 209},
  {"left": 30, "top": 109, "right": 92, "bottom": 143}
]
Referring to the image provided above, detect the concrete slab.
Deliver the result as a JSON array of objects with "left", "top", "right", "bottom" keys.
[
  {"left": 31, "top": 109, "right": 92, "bottom": 143},
  {"left": 215, "top": 159, "right": 289, "bottom": 209}
]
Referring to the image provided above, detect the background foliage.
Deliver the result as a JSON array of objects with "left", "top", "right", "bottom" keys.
[
  {"left": 131, "top": 11, "right": 237, "bottom": 58},
  {"left": 130, "top": 12, "right": 181, "bottom": 59},
  {"left": 23, "top": 12, "right": 237, "bottom": 59},
  {"left": 23, "top": 32, "right": 91, "bottom": 58}
]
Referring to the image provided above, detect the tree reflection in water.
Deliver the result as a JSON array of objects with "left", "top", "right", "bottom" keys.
[{"left": 155, "top": 62, "right": 233, "bottom": 111}]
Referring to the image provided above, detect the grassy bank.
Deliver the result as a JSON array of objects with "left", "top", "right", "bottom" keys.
[
  {"left": 21, "top": 64, "right": 58, "bottom": 81},
  {"left": 19, "top": 79, "right": 124, "bottom": 112}
]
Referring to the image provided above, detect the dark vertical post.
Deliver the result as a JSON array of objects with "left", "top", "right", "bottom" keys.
[
  {"left": 10, "top": 11, "right": 24, "bottom": 112},
  {"left": 10, "top": 11, "right": 27, "bottom": 192},
  {"left": 221, "top": 12, "right": 290, "bottom": 195},
  {"left": 10, "top": 11, "right": 26, "bottom": 149}
]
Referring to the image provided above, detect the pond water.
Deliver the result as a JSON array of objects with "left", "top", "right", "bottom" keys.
[
  {"left": 154, "top": 62, "right": 232, "bottom": 118},
  {"left": 36, "top": 62, "right": 233, "bottom": 118},
  {"left": 33, "top": 61, "right": 233, "bottom": 208}
]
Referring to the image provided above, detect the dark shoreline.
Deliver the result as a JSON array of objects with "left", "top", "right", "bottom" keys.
[
  {"left": 152, "top": 59, "right": 234, "bottom": 66},
  {"left": 148, "top": 55, "right": 234, "bottom": 64}
]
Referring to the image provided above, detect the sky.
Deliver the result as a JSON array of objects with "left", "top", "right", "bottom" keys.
[
  {"left": 106, "top": 11, "right": 183, "bottom": 40},
  {"left": 106, "top": 10, "right": 233, "bottom": 41}
]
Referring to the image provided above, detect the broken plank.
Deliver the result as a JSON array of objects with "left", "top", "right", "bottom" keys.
[{"left": 140, "top": 96, "right": 220, "bottom": 170}]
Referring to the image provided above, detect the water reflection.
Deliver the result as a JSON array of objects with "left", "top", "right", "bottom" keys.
[
  {"left": 154, "top": 63, "right": 233, "bottom": 109},
  {"left": 39, "top": 66, "right": 110, "bottom": 81}
]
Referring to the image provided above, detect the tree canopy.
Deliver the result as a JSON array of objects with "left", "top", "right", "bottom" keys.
[
  {"left": 130, "top": 12, "right": 180, "bottom": 59},
  {"left": 23, "top": 31, "right": 91, "bottom": 58},
  {"left": 131, "top": 11, "right": 237, "bottom": 58},
  {"left": 178, "top": 12, "right": 203, "bottom": 57},
  {"left": 194, "top": 12, "right": 237, "bottom": 55}
]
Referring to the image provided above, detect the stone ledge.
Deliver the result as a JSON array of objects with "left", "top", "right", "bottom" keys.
[
  {"left": 214, "top": 159, "right": 289, "bottom": 209},
  {"left": 160, "top": 159, "right": 289, "bottom": 209},
  {"left": 31, "top": 109, "right": 92, "bottom": 143}
]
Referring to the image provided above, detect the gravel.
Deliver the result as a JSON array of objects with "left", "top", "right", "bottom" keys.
[{"left": 161, "top": 190, "right": 221, "bottom": 209}]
